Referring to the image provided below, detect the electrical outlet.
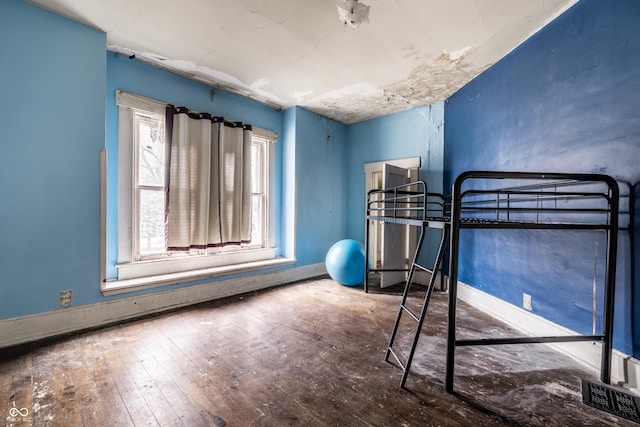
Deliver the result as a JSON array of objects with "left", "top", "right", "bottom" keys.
[
  {"left": 59, "top": 290, "right": 73, "bottom": 307},
  {"left": 523, "top": 293, "right": 532, "bottom": 311}
]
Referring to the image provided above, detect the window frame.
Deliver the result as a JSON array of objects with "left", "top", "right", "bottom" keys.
[
  {"left": 133, "top": 110, "right": 166, "bottom": 259},
  {"left": 106, "top": 91, "right": 283, "bottom": 294}
]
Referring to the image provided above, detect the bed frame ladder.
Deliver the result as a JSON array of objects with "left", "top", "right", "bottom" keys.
[{"left": 385, "top": 222, "right": 449, "bottom": 388}]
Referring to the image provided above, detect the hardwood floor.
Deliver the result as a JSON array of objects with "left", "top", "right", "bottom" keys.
[{"left": 1, "top": 277, "right": 634, "bottom": 426}]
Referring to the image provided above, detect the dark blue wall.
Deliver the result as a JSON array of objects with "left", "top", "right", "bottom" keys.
[
  {"left": 634, "top": 185, "right": 640, "bottom": 355},
  {"left": 444, "top": 0, "right": 640, "bottom": 355}
]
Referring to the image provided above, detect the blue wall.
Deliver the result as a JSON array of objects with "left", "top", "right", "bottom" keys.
[
  {"left": 106, "top": 55, "right": 350, "bottom": 290},
  {"left": 282, "top": 108, "right": 297, "bottom": 260},
  {"left": 444, "top": 0, "right": 640, "bottom": 355},
  {"left": 0, "top": 0, "right": 350, "bottom": 323},
  {"left": 346, "top": 105, "right": 445, "bottom": 266},
  {"left": 635, "top": 185, "right": 640, "bottom": 355},
  {"left": 0, "top": 0, "right": 106, "bottom": 318},
  {"left": 287, "top": 107, "right": 348, "bottom": 266},
  {"left": 346, "top": 105, "right": 444, "bottom": 242},
  {"left": 5, "top": 0, "right": 638, "bottom": 363}
]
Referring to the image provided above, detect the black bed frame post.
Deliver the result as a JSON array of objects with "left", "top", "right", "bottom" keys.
[
  {"left": 601, "top": 177, "right": 620, "bottom": 384},
  {"left": 445, "top": 172, "right": 465, "bottom": 393},
  {"left": 364, "top": 191, "right": 371, "bottom": 293}
]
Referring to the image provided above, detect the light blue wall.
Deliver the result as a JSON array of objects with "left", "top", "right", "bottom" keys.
[
  {"left": 282, "top": 108, "right": 297, "bottom": 260},
  {"left": 444, "top": 0, "right": 640, "bottom": 355},
  {"left": 346, "top": 105, "right": 445, "bottom": 264},
  {"left": 0, "top": 0, "right": 106, "bottom": 318},
  {"left": 288, "top": 107, "right": 348, "bottom": 266},
  {"left": 104, "top": 33, "right": 445, "bottom": 303},
  {"left": 282, "top": 104, "right": 445, "bottom": 269},
  {"left": 0, "top": 0, "right": 351, "bottom": 324},
  {"left": 107, "top": 57, "right": 350, "bottom": 271}
]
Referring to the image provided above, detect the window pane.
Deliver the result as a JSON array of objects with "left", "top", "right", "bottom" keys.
[
  {"left": 138, "top": 117, "right": 164, "bottom": 186},
  {"left": 139, "top": 188, "right": 165, "bottom": 255},
  {"left": 251, "top": 194, "right": 263, "bottom": 246},
  {"left": 251, "top": 143, "right": 262, "bottom": 192}
]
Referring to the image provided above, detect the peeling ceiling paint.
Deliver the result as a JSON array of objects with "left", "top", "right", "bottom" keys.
[{"left": 29, "top": 0, "right": 579, "bottom": 124}]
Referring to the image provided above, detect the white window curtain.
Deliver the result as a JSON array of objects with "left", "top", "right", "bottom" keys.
[{"left": 166, "top": 106, "right": 252, "bottom": 250}]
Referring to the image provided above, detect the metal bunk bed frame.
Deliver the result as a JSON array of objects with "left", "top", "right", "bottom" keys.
[
  {"left": 364, "top": 171, "right": 621, "bottom": 393},
  {"left": 364, "top": 181, "right": 449, "bottom": 387},
  {"left": 446, "top": 171, "right": 619, "bottom": 393}
]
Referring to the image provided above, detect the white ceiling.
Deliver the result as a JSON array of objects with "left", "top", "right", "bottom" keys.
[{"left": 29, "top": 0, "right": 577, "bottom": 124}]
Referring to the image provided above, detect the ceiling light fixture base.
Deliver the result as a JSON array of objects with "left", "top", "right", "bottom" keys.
[{"left": 336, "top": 0, "right": 370, "bottom": 29}]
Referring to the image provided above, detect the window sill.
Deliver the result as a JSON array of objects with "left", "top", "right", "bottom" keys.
[
  {"left": 116, "top": 247, "right": 279, "bottom": 280},
  {"left": 101, "top": 257, "right": 296, "bottom": 296}
]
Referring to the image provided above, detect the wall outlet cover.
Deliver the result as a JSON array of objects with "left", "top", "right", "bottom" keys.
[{"left": 59, "top": 290, "right": 73, "bottom": 307}]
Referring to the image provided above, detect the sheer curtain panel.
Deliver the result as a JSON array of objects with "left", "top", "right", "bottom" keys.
[{"left": 166, "top": 106, "right": 252, "bottom": 251}]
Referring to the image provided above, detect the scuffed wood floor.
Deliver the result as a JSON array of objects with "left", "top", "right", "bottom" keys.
[{"left": 0, "top": 277, "right": 635, "bottom": 426}]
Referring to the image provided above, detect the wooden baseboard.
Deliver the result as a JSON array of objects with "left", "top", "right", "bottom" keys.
[{"left": 0, "top": 263, "right": 326, "bottom": 349}]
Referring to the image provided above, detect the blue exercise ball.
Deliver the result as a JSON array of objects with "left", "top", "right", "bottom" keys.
[{"left": 325, "top": 239, "right": 366, "bottom": 287}]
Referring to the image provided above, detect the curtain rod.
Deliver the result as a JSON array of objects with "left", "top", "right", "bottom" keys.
[{"left": 168, "top": 105, "right": 252, "bottom": 130}]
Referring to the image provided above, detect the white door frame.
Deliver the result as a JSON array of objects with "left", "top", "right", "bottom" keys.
[{"left": 364, "top": 157, "right": 421, "bottom": 287}]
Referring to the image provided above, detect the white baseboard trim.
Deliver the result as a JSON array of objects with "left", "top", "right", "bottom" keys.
[
  {"left": 0, "top": 263, "right": 327, "bottom": 349},
  {"left": 456, "top": 281, "right": 640, "bottom": 390}
]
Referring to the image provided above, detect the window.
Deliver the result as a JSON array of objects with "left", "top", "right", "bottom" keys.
[
  {"left": 111, "top": 91, "right": 278, "bottom": 289},
  {"left": 134, "top": 110, "right": 165, "bottom": 257},
  {"left": 215, "top": 134, "right": 270, "bottom": 253}
]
